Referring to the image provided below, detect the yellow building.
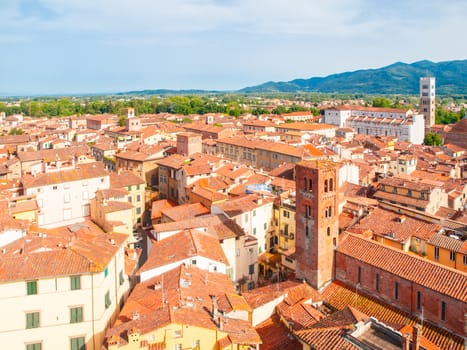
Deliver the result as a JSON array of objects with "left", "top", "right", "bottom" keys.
[
  {"left": 426, "top": 231, "right": 467, "bottom": 273},
  {"left": 104, "top": 265, "right": 261, "bottom": 350},
  {"left": 110, "top": 171, "right": 146, "bottom": 226}
]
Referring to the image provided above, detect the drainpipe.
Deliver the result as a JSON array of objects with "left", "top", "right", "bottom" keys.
[{"left": 91, "top": 269, "right": 96, "bottom": 350}]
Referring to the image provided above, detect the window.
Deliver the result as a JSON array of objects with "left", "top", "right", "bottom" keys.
[
  {"left": 52, "top": 185, "right": 58, "bottom": 190},
  {"left": 263, "top": 222, "right": 267, "bottom": 230},
  {"left": 357, "top": 267, "right": 362, "bottom": 283},
  {"left": 82, "top": 191, "right": 88, "bottom": 200},
  {"left": 416, "top": 291, "right": 422, "bottom": 311},
  {"left": 70, "top": 336, "right": 85, "bottom": 350},
  {"left": 119, "top": 270, "right": 124, "bottom": 285},
  {"left": 26, "top": 343, "right": 42, "bottom": 350},
  {"left": 441, "top": 301, "right": 446, "bottom": 321},
  {"left": 136, "top": 207, "right": 141, "bottom": 215},
  {"left": 253, "top": 210, "right": 256, "bottom": 217},
  {"left": 305, "top": 205, "right": 311, "bottom": 218},
  {"left": 249, "top": 264, "right": 255, "bottom": 275},
  {"left": 394, "top": 282, "right": 399, "bottom": 300},
  {"left": 463, "top": 255, "right": 467, "bottom": 265},
  {"left": 434, "top": 247, "right": 439, "bottom": 261},
  {"left": 327, "top": 226, "right": 331, "bottom": 236},
  {"left": 137, "top": 184, "right": 140, "bottom": 190},
  {"left": 329, "top": 178, "right": 333, "bottom": 192},
  {"left": 375, "top": 273, "right": 380, "bottom": 291},
  {"left": 449, "top": 251, "right": 456, "bottom": 261},
  {"left": 283, "top": 210, "right": 290, "bottom": 218},
  {"left": 136, "top": 194, "right": 141, "bottom": 202},
  {"left": 324, "top": 179, "right": 328, "bottom": 192},
  {"left": 305, "top": 225, "right": 309, "bottom": 237},
  {"left": 27, "top": 281, "right": 37, "bottom": 295},
  {"left": 392, "top": 187, "right": 398, "bottom": 194},
  {"left": 26, "top": 312, "right": 40, "bottom": 329},
  {"left": 64, "top": 193, "right": 71, "bottom": 203},
  {"left": 407, "top": 190, "right": 412, "bottom": 197},
  {"left": 253, "top": 228, "right": 256, "bottom": 235},
  {"left": 173, "top": 344, "right": 182, "bottom": 350},
  {"left": 70, "top": 276, "right": 81, "bottom": 290},
  {"left": 127, "top": 186, "right": 132, "bottom": 191},
  {"left": 236, "top": 248, "right": 240, "bottom": 257},
  {"left": 70, "top": 307, "right": 83, "bottom": 323},
  {"left": 128, "top": 196, "right": 132, "bottom": 203},
  {"left": 192, "top": 339, "right": 200, "bottom": 350},
  {"left": 105, "top": 291, "right": 111, "bottom": 309},
  {"left": 104, "top": 267, "right": 109, "bottom": 278}
]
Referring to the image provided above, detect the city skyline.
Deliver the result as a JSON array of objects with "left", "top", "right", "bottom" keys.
[{"left": 1, "top": 0, "right": 467, "bottom": 95}]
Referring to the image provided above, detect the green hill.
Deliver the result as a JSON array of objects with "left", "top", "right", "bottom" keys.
[{"left": 239, "top": 60, "right": 467, "bottom": 95}]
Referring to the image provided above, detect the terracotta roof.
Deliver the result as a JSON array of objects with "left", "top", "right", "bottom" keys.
[
  {"left": 337, "top": 235, "right": 467, "bottom": 301},
  {"left": 351, "top": 207, "right": 441, "bottom": 242},
  {"left": 161, "top": 203, "right": 210, "bottom": 222},
  {"left": 139, "top": 229, "right": 228, "bottom": 273},
  {"left": 213, "top": 194, "right": 274, "bottom": 218},
  {"left": 295, "top": 327, "right": 358, "bottom": 349},
  {"left": 17, "top": 145, "right": 89, "bottom": 162},
  {"left": 0, "top": 220, "right": 127, "bottom": 281},
  {"left": 107, "top": 264, "right": 260, "bottom": 346},
  {"left": 242, "top": 280, "right": 321, "bottom": 310},
  {"left": 323, "top": 281, "right": 465, "bottom": 350},
  {"left": 255, "top": 314, "right": 302, "bottom": 350},
  {"left": 110, "top": 170, "right": 145, "bottom": 188},
  {"left": 427, "top": 233, "right": 466, "bottom": 253},
  {"left": 151, "top": 214, "right": 245, "bottom": 241},
  {"left": 156, "top": 153, "right": 191, "bottom": 169},
  {"left": 22, "top": 162, "right": 108, "bottom": 188}
]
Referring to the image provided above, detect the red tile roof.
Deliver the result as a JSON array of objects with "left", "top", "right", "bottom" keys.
[
  {"left": 22, "top": 162, "right": 108, "bottom": 188},
  {"left": 322, "top": 281, "right": 465, "bottom": 350},
  {"left": 337, "top": 235, "right": 467, "bottom": 301},
  {"left": 139, "top": 229, "right": 228, "bottom": 274}
]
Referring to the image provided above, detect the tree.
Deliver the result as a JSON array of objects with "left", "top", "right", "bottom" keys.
[
  {"left": 424, "top": 132, "right": 442, "bottom": 146},
  {"left": 8, "top": 128, "right": 24, "bottom": 135},
  {"left": 372, "top": 97, "right": 391, "bottom": 108}
]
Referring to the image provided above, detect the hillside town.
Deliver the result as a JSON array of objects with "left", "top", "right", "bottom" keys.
[{"left": 0, "top": 78, "right": 466, "bottom": 350}]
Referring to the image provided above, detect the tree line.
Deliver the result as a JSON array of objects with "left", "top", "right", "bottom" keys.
[{"left": 0, "top": 96, "right": 319, "bottom": 119}]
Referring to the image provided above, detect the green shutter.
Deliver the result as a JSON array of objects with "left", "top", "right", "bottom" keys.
[
  {"left": 119, "top": 271, "right": 124, "bottom": 285},
  {"left": 70, "top": 337, "right": 85, "bottom": 350},
  {"left": 27, "top": 281, "right": 37, "bottom": 295},
  {"left": 26, "top": 312, "right": 39, "bottom": 329},
  {"left": 71, "top": 276, "right": 81, "bottom": 290},
  {"left": 105, "top": 291, "right": 111, "bottom": 308},
  {"left": 26, "top": 343, "right": 42, "bottom": 350},
  {"left": 70, "top": 307, "right": 83, "bottom": 323}
]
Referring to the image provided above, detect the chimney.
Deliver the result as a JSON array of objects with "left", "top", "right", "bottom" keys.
[
  {"left": 132, "top": 311, "right": 140, "bottom": 320},
  {"left": 211, "top": 295, "right": 218, "bottom": 319},
  {"left": 402, "top": 332, "right": 411, "bottom": 350},
  {"left": 413, "top": 324, "right": 422, "bottom": 350}
]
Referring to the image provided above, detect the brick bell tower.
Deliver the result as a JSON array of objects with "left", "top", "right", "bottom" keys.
[{"left": 295, "top": 160, "right": 339, "bottom": 289}]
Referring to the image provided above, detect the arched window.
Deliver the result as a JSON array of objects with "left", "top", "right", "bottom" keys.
[
  {"left": 327, "top": 226, "right": 331, "bottom": 236},
  {"left": 308, "top": 178, "right": 312, "bottom": 191},
  {"left": 329, "top": 178, "right": 334, "bottom": 192},
  {"left": 304, "top": 178, "right": 307, "bottom": 190},
  {"left": 324, "top": 179, "right": 328, "bottom": 192}
]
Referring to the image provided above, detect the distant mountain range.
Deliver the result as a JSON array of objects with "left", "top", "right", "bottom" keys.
[{"left": 239, "top": 60, "right": 467, "bottom": 95}]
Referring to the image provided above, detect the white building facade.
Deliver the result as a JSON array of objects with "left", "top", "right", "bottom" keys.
[{"left": 23, "top": 163, "right": 110, "bottom": 228}]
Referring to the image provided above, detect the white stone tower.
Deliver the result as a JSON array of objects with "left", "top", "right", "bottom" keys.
[{"left": 419, "top": 77, "right": 436, "bottom": 130}]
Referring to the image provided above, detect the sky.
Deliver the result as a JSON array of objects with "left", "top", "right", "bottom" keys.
[{"left": 1, "top": 0, "right": 466, "bottom": 95}]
